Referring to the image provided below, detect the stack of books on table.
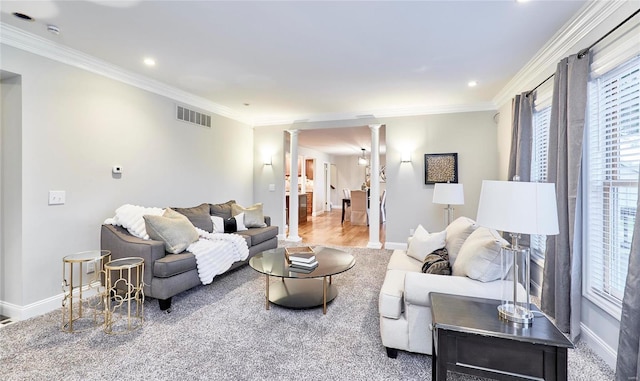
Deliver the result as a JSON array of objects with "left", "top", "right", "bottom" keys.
[{"left": 286, "top": 247, "right": 318, "bottom": 272}]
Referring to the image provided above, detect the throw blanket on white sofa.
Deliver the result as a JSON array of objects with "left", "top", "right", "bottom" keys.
[{"left": 190, "top": 228, "right": 249, "bottom": 285}]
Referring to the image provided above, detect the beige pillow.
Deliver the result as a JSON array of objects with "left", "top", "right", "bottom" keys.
[
  {"left": 407, "top": 225, "right": 447, "bottom": 262},
  {"left": 231, "top": 203, "right": 267, "bottom": 228},
  {"left": 144, "top": 208, "right": 199, "bottom": 254},
  {"left": 445, "top": 216, "right": 479, "bottom": 264},
  {"left": 452, "top": 227, "right": 508, "bottom": 282}
]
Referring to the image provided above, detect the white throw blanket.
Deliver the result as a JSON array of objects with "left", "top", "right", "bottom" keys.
[
  {"left": 189, "top": 228, "right": 250, "bottom": 285},
  {"left": 104, "top": 204, "right": 164, "bottom": 240}
]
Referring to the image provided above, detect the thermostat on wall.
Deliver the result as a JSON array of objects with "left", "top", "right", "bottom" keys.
[{"left": 112, "top": 165, "right": 122, "bottom": 174}]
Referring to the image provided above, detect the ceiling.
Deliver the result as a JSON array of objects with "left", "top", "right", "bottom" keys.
[{"left": 0, "top": 0, "right": 587, "bottom": 155}]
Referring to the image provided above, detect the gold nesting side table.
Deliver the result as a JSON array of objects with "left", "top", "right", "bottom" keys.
[
  {"left": 104, "top": 257, "right": 145, "bottom": 334},
  {"left": 61, "top": 250, "right": 111, "bottom": 333}
]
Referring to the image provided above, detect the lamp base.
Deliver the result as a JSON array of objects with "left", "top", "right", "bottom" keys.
[{"left": 498, "top": 303, "right": 533, "bottom": 326}]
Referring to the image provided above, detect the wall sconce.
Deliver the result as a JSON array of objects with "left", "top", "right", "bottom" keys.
[
  {"left": 262, "top": 154, "right": 272, "bottom": 166},
  {"left": 401, "top": 152, "right": 412, "bottom": 163}
]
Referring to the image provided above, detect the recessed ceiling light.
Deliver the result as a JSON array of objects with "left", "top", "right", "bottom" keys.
[
  {"left": 143, "top": 58, "right": 156, "bottom": 66},
  {"left": 12, "top": 12, "right": 35, "bottom": 22},
  {"left": 47, "top": 25, "right": 60, "bottom": 35},
  {"left": 468, "top": 81, "right": 478, "bottom": 87}
]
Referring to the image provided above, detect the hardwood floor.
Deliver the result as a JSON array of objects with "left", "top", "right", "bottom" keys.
[{"left": 288, "top": 209, "right": 385, "bottom": 248}]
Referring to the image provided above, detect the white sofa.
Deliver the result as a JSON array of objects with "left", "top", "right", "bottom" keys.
[{"left": 379, "top": 217, "right": 514, "bottom": 358}]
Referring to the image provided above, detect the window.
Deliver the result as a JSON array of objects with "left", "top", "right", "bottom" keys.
[
  {"left": 586, "top": 55, "right": 640, "bottom": 314},
  {"left": 530, "top": 84, "right": 553, "bottom": 261}
]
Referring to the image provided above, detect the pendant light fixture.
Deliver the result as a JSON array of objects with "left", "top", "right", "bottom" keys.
[{"left": 358, "top": 148, "right": 368, "bottom": 166}]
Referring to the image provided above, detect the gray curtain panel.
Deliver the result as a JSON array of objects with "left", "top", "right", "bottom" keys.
[
  {"left": 507, "top": 91, "right": 534, "bottom": 182},
  {"left": 616, "top": 166, "right": 640, "bottom": 381},
  {"left": 541, "top": 52, "right": 590, "bottom": 340},
  {"left": 507, "top": 91, "right": 534, "bottom": 247}
]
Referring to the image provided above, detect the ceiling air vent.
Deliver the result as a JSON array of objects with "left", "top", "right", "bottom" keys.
[{"left": 176, "top": 105, "right": 211, "bottom": 128}]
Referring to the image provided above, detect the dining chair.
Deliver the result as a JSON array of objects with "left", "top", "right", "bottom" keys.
[
  {"left": 342, "top": 188, "right": 352, "bottom": 221},
  {"left": 350, "top": 190, "right": 368, "bottom": 226}
]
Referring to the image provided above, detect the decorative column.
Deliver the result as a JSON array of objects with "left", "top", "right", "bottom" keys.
[
  {"left": 286, "top": 129, "right": 302, "bottom": 242},
  {"left": 367, "top": 124, "right": 382, "bottom": 249}
]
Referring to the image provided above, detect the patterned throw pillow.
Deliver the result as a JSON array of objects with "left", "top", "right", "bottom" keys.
[{"left": 421, "top": 248, "right": 451, "bottom": 275}]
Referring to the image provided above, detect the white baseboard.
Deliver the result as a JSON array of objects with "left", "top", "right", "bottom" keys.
[
  {"left": 580, "top": 322, "right": 617, "bottom": 370},
  {"left": 367, "top": 242, "right": 383, "bottom": 249},
  {"left": 1, "top": 293, "right": 63, "bottom": 321},
  {"left": 277, "top": 233, "right": 287, "bottom": 240},
  {"left": 384, "top": 242, "right": 407, "bottom": 250}
]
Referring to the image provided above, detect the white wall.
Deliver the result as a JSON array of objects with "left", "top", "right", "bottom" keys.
[
  {"left": 381, "top": 111, "right": 499, "bottom": 243},
  {"left": 1, "top": 73, "right": 23, "bottom": 311},
  {"left": 493, "top": 1, "right": 640, "bottom": 367},
  {"left": 0, "top": 45, "right": 254, "bottom": 318}
]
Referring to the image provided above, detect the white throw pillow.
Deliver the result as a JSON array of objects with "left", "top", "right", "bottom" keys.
[
  {"left": 452, "top": 227, "right": 508, "bottom": 282},
  {"left": 234, "top": 213, "right": 248, "bottom": 231},
  {"left": 210, "top": 216, "right": 225, "bottom": 233},
  {"left": 445, "top": 216, "right": 479, "bottom": 265},
  {"left": 406, "top": 224, "right": 447, "bottom": 262}
]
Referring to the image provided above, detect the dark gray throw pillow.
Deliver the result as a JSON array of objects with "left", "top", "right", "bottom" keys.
[
  {"left": 173, "top": 203, "right": 213, "bottom": 232},
  {"left": 224, "top": 217, "right": 237, "bottom": 233},
  {"left": 210, "top": 200, "right": 236, "bottom": 220},
  {"left": 421, "top": 248, "right": 451, "bottom": 275}
]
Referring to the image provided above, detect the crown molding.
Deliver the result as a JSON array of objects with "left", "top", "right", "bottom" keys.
[
  {"left": 0, "top": 22, "right": 253, "bottom": 125},
  {"left": 492, "top": 0, "right": 628, "bottom": 107},
  {"left": 252, "top": 101, "right": 497, "bottom": 127}
]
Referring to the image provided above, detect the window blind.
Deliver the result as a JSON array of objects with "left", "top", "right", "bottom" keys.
[{"left": 586, "top": 55, "right": 640, "bottom": 306}]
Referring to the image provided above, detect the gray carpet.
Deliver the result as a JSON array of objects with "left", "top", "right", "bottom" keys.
[{"left": 0, "top": 245, "right": 614, "bottom": 380}]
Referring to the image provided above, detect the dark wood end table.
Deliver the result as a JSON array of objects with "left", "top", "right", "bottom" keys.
[{"left": 430, "top": 293, "right": 573, "bottom": 381}]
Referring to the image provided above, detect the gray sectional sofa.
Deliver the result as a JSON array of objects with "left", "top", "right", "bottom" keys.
[{"left": 101, "top": 201, "right": 278, "bottom": 312}]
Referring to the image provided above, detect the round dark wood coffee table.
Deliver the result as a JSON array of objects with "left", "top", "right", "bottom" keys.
[{"left": 249, "top": 246, "right": 355, "bottom": 314}]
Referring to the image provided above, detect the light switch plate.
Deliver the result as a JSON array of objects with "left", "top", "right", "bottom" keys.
[
  {"left": 48, "top": 190, "right": 65, "bottom": 205},
  {"left": 268, "top": 184, "right": 276, "bottom": 191}
]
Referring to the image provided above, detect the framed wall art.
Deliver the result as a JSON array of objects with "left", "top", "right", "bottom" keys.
[{"left": 424, "top": 153, "right": 458, "bottom": 184}]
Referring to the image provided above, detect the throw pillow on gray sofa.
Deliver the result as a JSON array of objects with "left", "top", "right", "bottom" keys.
[
  {"left": 144, "top": 208, "right": 199, "bottom": 254},
  {"left": 210, "top": 200, "right": 236, "bottom": 219},
  {"left": 173, "top": 203, "right": 213, "bottom": 232},
  {"left": 231, "top": 203, "right": 267, "bottom": 228}
]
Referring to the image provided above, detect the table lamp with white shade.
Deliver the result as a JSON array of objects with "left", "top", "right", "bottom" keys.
[
  {"left": 432, "top": 183, "right": 464, "bottom": 226},
  {"left": 476, "top": 180, "right": 559, "bottom": 325}
]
